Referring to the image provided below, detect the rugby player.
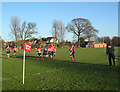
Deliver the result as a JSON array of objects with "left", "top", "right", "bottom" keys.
[
  {"left": 6, "top": 46, "right": 11, "bottom": 59},
  {"left": 37, "top": 46, "right": 42, "bottom": 59},
  {"left": 51, "top": 44, "right": 54, "bottom": 58},
  {"left": 13, "top": 46, "right": 17, "bottom": 56},
  {"left": 69, "top": 45, "right": 76, "bottom": 61},
  {"left": 47, "top": 44, "right": 53, "bottom": 59},
  {"left": 53, "top": 45, "right": 56, "bottom": 56},
  {"left": 42, "top": 45, "right": 49, "bottom": 60}
]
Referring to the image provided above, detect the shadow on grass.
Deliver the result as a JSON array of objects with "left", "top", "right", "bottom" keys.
[
  {"left": 2, "top": 53, "right": 7, "bottom": 55},
  {"left": 115, "top": 54, "right": 120, "bottom": 60},
  {"left": 116, "top": 57, "right": 120, "bottom": 60},
  {"left": 9, "top": 55, "right": 39, "bottom": 59},
  {"left": 2, "top": 55, "right": 119, "bottom": 85},
  {"left": 23, "top": 55, "right": 119, "bottom": 74},
  {"left": 12, "top": 54, "right": 119, "bottom": 68}
]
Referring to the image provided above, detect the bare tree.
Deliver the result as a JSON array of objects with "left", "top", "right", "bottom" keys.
[
  {"left": 66, "top": 18, "right": 91, "bottom": 47},
  {"left": 52, "top": 20, "right": 58, "bottom": 39},
  {"left": 10, "top": 16, "right": 21, "bottom": 45},
  {"left": 104, "top": 36, "right": 111, "bottom": 44},
  {"left": 58, "top": 21, "right": 66, "bottom": 43},
  {"left": 112, "top": 36, "right": 120, "bottom": 46},
  {"left": 83, "top": 26, "right": 98, "bottom": 41},
  {"left": 52, "top": 19, "right": 66, "bottom": 45},
  {"left": 10, "top": 16, "right": 38, "bottom": 47},
  {"left": 19, "top": 21, "right": 38, "bottom": 47},
  {"left": 0, "top": 36, "right": 1, "bottom": 48}
]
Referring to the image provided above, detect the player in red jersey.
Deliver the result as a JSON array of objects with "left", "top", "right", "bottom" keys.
[
  {"left": 37, "top": 46, "right": 42, "bottom": 59},
  {"left": 69, "top": 45, "right": 76, "bottom": 61},
  {"left": 13, "top": 46, "right": 17, "bottom": 56},
  {"left": 47, "top": 44, "right": 53, "bottom": 59}
]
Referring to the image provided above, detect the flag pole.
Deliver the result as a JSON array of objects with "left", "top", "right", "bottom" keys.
[{"left": 23, "top": 50, "right": 25, "bottom": 84}]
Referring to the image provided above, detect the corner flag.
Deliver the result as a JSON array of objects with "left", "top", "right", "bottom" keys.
[{"left": 23, "top": 43, "right": 31, "bottom": 84}]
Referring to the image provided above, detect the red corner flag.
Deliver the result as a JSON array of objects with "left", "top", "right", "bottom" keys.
[
  {"left": 23, "top": 43, "right": 31, "bottom": 84},
  {"left": 24, "top": 43, "right": 31, "bottom": 52}
]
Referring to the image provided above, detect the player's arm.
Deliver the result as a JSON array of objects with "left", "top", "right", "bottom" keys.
[
  {"left": 106, "top": 45, "right": 108, "bottom": 55},
  {"left": 112, "top": 45, "right": 115, "bottom": 53}
]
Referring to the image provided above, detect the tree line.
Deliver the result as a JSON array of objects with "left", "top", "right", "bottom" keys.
[
  {"left": 10, "top": 16, "right": 38, "bottom": 47},
  {"left": 51, "top": 18, "right": 98, "bottom": 47},
  {"left": 95, "top": 36, "right": 120, "bottom": 46},
  {"left": 2, "top": 16, "right": 119, "bottom": 47}
]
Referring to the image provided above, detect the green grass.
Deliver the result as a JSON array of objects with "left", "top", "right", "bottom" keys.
[{"left": 2, "top": 47, "right": 119, "bottom": 90}]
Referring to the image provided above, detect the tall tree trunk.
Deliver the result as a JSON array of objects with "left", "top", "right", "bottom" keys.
[
  {"left": 21, "top": 34, "right": 24, "bottom": 48},
  {"left": 15, "top": 33, "right": 18, "bottom": 46},
  {"left": 88, "top": 38, "right": 90, "bottom": 42},
  {"left": 78, "top": 35, "right": 80, "bottom": 47},
  {"left": 21, "top": 40, "right": 24, "bottom": 49}
]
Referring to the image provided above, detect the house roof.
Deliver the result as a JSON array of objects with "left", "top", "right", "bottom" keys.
[
  {"left": 7, "top": 41, "right": 16, "bottom": 43},
  {"left": 42, "top": 37, "right": 55, "bottom": 41}
]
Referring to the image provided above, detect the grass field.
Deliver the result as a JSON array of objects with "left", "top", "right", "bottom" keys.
[{"left": 2, "top": 47, "right": 119, "bottom": 90}]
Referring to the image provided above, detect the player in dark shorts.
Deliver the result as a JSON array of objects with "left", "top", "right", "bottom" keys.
[
  {"left": 47, "top": 44, "right": 52, "bottom": 59},
  {"left": 42, "top": 45, "right": 49, "bottom": 60},
  {"left": 13, "top": 46, "right": 17, "bottom": 56},
  {"left": 69, "top": 45, "right": 76, "bottom": 61},
  {"left": 51, "top": 44, "right": 54, "bottom": 58},
  {"left": 6, "top": 46, "right": 11, "bottom": 59},
  {"left": 37, "top": 46, "right": 42, "bottom": 59}
]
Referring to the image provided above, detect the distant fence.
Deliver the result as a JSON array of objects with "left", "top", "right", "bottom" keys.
[{"left": 94, "top": 43, "right": 107, "bottom": 48}]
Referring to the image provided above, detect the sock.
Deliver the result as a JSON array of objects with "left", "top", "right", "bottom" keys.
[
  {"left": 42, "top": 56, "right": 44, "bottom": 60},
  {"left": 47, "top": 57, "right": 49, "bottom": 59},
  {"left": 70, "top": 56, "right": 73, "bottom": 60},
  {"left": 40, "top": 56, "right": 42, "bottom": 59},
  {"left": 74, "top": 57, "right": 76, "bottom": 61}
]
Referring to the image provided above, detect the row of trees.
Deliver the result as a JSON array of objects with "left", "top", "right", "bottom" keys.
[
  {"left": 52, "top": 18, "right": 98, "bottom": 47},
  {"left": 1, "top": 15, "right": 119, "bottom": 48},
  {"left": 51, "top": 20, "right": 66, "bottom": 45},
  {"left": 95, "top": 36, "right": 120, "bottom": 46},
  {"left": 10, "top": 16, "right": 38, "bottom": 47},
  {"left": 7, "top": 16, "right": 120, "bottom": 47},
  {"left": 10, "top": 17, "right": 98, "bottom": 47}
]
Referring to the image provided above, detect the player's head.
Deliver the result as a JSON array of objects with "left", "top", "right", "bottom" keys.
[{"left": 39, "top": 45, "right": 41, "bottom": 47}]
